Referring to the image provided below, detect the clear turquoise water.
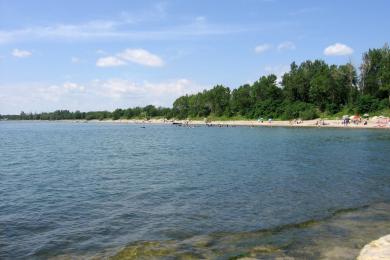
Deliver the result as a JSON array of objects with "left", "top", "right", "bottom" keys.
[{"left": 1, "top": 122, "right": 390, "bottom": 259}]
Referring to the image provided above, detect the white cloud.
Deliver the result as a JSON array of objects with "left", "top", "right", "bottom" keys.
[
  {"left": 98, "top": 79, "right": 139, "bottom": 99},
  {"left": 38, "top": 82, "right": 85, "bottom": 101},
  {"left": 96, "top": 56, "right": 126, "bottom": 67},
  {"left": 63, "top": 82, "right": 85, "bottom": 91},
  {"left": 255, "top": 44, "right": 272, "bottom": 54},
  {"left": 0, "top": 79, "right": 206, "bottom": 114},
  {"left": 96, "top": 48, "right": 164, "bottom": 68},
  {"left": 117, "top": 48, "right": 164, "bottom": 67},
  {"left": 12, "top": 48, "right": 32, "bottom": 58},
  {"left": 324, "top": 43, "right": 353, "bottom": 56},
  {"left": 277, "top": 41, "right": 296, "bottom": 51},
  {"left": 97, "top": 78, "right": 201, "bottom": 102},
  {"left": 255, "top": 42, "right": 296, "bottom": 54},
  {"left": 32, "top": 82, "right": 85, "bottom": 104}
]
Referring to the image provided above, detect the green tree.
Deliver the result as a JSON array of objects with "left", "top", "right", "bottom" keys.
[
  {"left": 231, "top": 84, "right": 252, "bottom": 116},
  {"left": 173, "top": 95, "right": 190, "bottom": 119},
  {"left": 252, "top": 74, "right": 282, "bottom": 102},
  {"left": 144, "top": 105, "right": 158, "bottom": 118},
  {"left": 112, "top": 109, "right": 124, "bottom": 120},
  {"left": 379, "top": 44, "right": 390, "bottom": 104},
  {"left": 204, "top": 85, "right": 231, "bottom": 117},
  {"left": 360, "top": 44, "right": 390, "bottom": 103}
]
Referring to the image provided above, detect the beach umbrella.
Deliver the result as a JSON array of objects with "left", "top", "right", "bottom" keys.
[
  {"left": 342, "top": 115, "right": 349, "bottom": 119},
  {"left": 363, "top": 113, "right": 369, "bottom": 118}
]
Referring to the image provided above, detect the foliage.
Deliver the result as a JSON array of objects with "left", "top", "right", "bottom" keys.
[
  {"left": 360, "top": 44, "right": 390, "bottom": 101},
  {"left": 2, "top": 106, "right": 172, "bottom": 121},
  {"left": 280, "top": 102, "right": 318, "bottom": 120}
]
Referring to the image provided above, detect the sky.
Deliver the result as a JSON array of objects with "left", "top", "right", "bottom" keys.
[{"left": 0, "top": 0, "right": 389, "bottom": 114}]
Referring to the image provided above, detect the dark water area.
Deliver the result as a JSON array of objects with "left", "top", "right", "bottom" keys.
[{"left": 0, "top": 122, "right": 389, "bottom": 259}]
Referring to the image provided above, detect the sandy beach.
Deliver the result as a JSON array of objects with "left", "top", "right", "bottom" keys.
[{"left": 85, "top": 117, "right": 390, "bottom": 130}]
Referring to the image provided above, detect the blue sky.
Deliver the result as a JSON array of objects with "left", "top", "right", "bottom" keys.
[{"left": 0, "top": 0, "right": 389, "bottom": 114}]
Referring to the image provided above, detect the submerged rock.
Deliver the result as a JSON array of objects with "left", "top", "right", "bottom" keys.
[{"left": 358, "top": 234, "right": 390, "bottom": 260}]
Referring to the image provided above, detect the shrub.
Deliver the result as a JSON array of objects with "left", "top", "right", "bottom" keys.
[{"left": 356, "top": 95, "right": 379, "bottom": 113}]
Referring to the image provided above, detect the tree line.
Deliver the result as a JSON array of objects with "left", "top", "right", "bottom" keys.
[
  {"left": 0, "top": 106, "right": 172, "bottom": 121},
  {"left": 172, "top": 44, "right": 389, "bottom": 120},
  {"left": 1, "top": 44, "right": 389, "bottom": 121}
]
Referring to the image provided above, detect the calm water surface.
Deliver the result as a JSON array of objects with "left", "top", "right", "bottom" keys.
[{"left": 0, "top": 122, "right": 389, "bottom": 259}]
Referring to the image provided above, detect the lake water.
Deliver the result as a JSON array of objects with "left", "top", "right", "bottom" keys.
[{"left": 1, "top": 122, "right": 390, "bottom": 259}]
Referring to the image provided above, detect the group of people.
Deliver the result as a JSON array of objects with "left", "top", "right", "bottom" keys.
[
  {"left": 289, "top": 119, "right": 303, "bottom": 125},
  {"left": 315, "top": 120, "right": 327, "bottom": 126},
  {"left": 341, "top": 117, "right": 351, "bottom": 126},
  {"left": 342, "top": 117, "right": 369, "bottom": 126}
]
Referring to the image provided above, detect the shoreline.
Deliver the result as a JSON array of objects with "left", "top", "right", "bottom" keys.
[
  {"left": 46, "top": 118, "right": 390, "bottom": 129},
  {"left": 2, "top": 118, "right": 390, "bottom": 129}
]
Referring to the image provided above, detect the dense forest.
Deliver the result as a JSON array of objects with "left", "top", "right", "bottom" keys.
[{"left": 1, "top": 44, "right": 389, "bottom": 121}]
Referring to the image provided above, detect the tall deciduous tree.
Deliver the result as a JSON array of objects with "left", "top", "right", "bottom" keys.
[{"left": 360, "top": 44, "right": 390, "bottom": 103}]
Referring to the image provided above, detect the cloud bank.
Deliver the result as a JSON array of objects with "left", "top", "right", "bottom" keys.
[{"left": 0, "top": 79, "right": 206, "bottom": 114}]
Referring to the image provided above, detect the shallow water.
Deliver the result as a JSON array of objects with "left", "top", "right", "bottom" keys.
[
  {"left": 0, "top": 122, "right": 390, "bottom": 259},
  {"left": 108, "top": 202, "right": 390, "bottom": 260}
]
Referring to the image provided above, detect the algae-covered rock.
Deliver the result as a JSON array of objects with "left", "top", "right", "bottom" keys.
[
  {"left": 110, "top": 240, "right": 205, "bottom": 260},
  {"left": 110, "top": 241, "right": 176, "bottom": 260}
]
